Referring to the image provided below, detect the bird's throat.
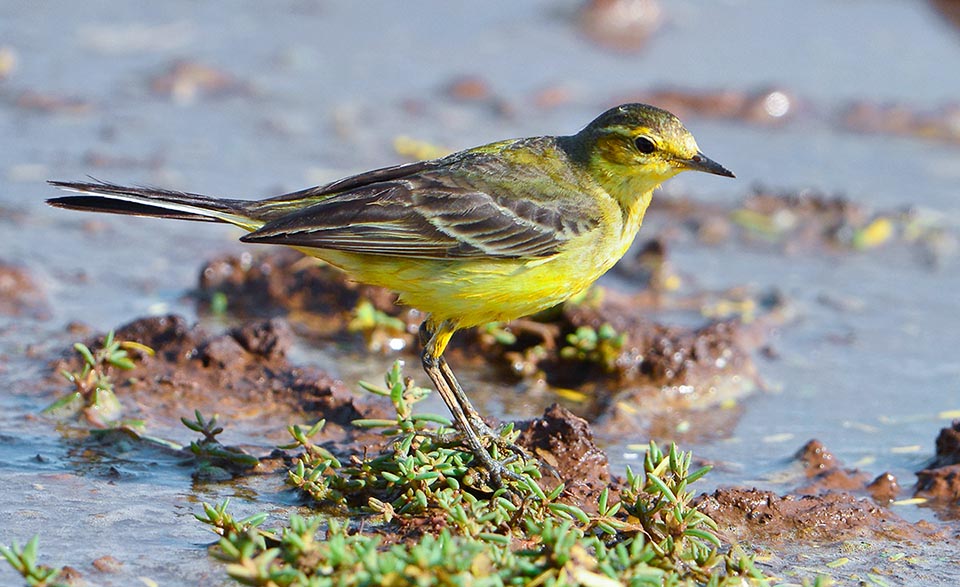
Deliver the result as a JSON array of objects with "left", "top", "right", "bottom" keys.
[{"left": 620, "top": 185, "right": 654, "bottom": 238}]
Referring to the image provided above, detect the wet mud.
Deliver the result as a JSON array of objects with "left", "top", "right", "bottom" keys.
[
  {"left": 9, "top": 145, "right": 956, "bottom": 585},
  {"left": 694, "top": 434, "right": 957, "bottom": 582},
  {"left": 577, "top": 0, "right": 662, "bottom": 54},
  {"left": 148, "top": 59, "right": 251, "bottom": 104},
  {"left": 49, "top": 315, "right": 365, "bottom": 439},
  {"left": 5, "top": 202, "right": 957, "bottom": 583},
  {"left": 793, "top": 439, "right": 874, "bottom": 496},
  {"left": 186, "top": 187, "right": 958, "bottom": 459},
  {"left": 39, "top": 315, "right": 960, "bottom": 551},
  {"left": 516, "top": 404, "right": 612, "bottom": 508},
  {"left": 4, "top": 2, "right": 960, "bottom": 583},
  {"left": 915, "top": 421, "right": 960, "bottom": 504},
  {"left": 698, "top": 487, "right": 931, "bottom": 544},
  {"left": 41, "top": 318, "right": 619, "bottom": 517},
  {"left": 186, "top": 180, "right": 959, "bottom": 449},
  {"left": 196, "top": 249, "right": 419, "bottom": 343}
]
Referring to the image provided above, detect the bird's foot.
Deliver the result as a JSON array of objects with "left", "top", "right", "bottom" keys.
[
  {"left": 470, "top": 418, "right": 561, "bottom": 483},
  {"left": 473, "top": 449, "right": 530, "bottom": 490},
  {"left": 422, "top": 421, "right": 534, "bottom": 489},
  {"left": 470, "top": 418, "right": 530, "bottom": 462}
]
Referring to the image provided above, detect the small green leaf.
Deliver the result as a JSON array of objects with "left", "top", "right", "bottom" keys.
[
  {"left": 351, "top": 418, "right": 399, "bottom": 428},
  {"left": 548, "top": 503, "right": 590, "bottom": 524},
  {"left": 109, "top": 356, "right": 136, "bottom": 370},
  {"left": 478, "top": 533, "right": 510, "bottom": 545},
  {"left": 646, "top": 473, "right": 678, "bottom": 503},
  {"left": 74, "top": 342, "right": 95, "bottom": 367},
  {"left": 685, "top": 465, "right": 712, "bottom": 485},
  {"left": 683, "top": 528, "right": 721, "bottom": 548}
]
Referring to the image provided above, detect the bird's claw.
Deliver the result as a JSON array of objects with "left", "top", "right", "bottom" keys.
[{"left": 424, "top": 422, "right": 535, "bottom": 490}]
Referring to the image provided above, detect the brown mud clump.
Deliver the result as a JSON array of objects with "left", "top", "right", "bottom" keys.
[
  {"left": 915, "top": 421, "right": 960, "bottom": 503},
  {"left": 697, "top": 488, "right": 928, "bottom": 544},
  {"left": 842, "top": 101, "right": 960, "bottom": 145},
  {"left": 795, "top": 438, "right": 839, "bottom": 474},
  {"left": 662, "top": 187, "right": 884, "bottom": 254},
  {"left": 443, "top": 75, "right": 492, "bottom": 102},
  {"left": 916, "top": 466, "right": 960, "bottom": 503},
  {"left": 793, "top": 439, "right": 871, "bottom": 495},
  {"left": 866, "top": 472, "right": 901, "bottom": 504},
  {"left": 479, "top": 288, "right": 757, "bottom": 390},
  {"left": 197, "top": 249, "right": 421, "bottom": 347},
  {"left": 51, "top": 315, "right": 365, "bottom": 438},
  {"left": 931, "top": 419, "right": 960, "bottom": 468},
  {"left": 496, "top": 287, "right": 766, "bottom": 440},
  {"left": 933, "top": 0, "right": 960, "bottom": 33},
  {"left": 517, "top": 404, "right": 611, "bottom": 508},
  {"left": 149, "top": 59, "right": 250, "bottom": 104},
  {"left": 15, "top": 90, "right": 93, "bottom": 115},
  {"left": 788, "top": 439, "right": 900, "bottom": 504}
]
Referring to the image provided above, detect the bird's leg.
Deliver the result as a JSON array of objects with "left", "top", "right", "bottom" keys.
[
  {"left": 419, "top": 322, "right": 528, "bottom": 459},
  {"left": 417, "top": 321, "right": 490, "bottom": 433},
  {"left": 419, "top": 320, "right": 525, "bottom": 487},
  {"left": 435, "top": 356, "right": 529, "bottom": 461},
  {"left": 436, "top": 356, "right": 490, "bottom": 434}
]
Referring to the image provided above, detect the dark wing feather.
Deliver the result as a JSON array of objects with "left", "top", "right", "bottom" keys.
[
  {"left": 261, "top": 160, "right": 442, "bottom": 203},
  {"left": 241, "top": 145, "right": 601, "bottom": 260}
]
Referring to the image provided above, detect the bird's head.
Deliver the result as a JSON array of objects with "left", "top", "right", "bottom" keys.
[{"left": 566, "top": 103, "right": 734, "bottom": 197}]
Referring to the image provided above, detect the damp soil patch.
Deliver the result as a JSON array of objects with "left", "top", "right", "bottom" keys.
[{"left": 12, "top": 317, "right": 959, "bottom": 586}]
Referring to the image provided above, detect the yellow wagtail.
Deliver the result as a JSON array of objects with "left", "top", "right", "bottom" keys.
[{"left": 49, "top": 103, "right": 734, "bottom": 485}]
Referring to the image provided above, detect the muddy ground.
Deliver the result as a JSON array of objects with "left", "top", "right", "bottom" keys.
[
  {"left": 3, "top": 1, "right": 960, "bottom": 585},
  {"left": 5, "top": 166, "right": 960, "bottom": 584},
  {"left": 18, "top": 182, "right": 960, "bottom": 580},
  {"left": 20, "top": 294, "right": 960, "bottom": 584}
]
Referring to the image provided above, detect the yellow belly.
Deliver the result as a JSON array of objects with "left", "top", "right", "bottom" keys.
[{"left": 304, "top": 227, "right": 633, "bottom": 329}]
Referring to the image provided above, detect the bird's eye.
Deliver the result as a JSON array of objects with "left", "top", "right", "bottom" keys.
[{"left": 634, "top": 136, "right": 656, "bottom": 154}]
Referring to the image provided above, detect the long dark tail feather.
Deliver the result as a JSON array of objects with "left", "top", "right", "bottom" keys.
[
  {"left": 47, "top": 180, "right": 252, "bottom": 224},
  {"left": 47, "top": 194, "right": 226, "bottom": 222}
]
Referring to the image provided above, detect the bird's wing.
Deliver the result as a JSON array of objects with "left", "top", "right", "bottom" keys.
[{"left": 241, "top": 153, "right": 601, "bottom": 260}]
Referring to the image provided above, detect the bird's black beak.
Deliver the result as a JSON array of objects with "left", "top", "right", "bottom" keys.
[{"left": 684, "top": 151, "right": 735, "bottom": 178}]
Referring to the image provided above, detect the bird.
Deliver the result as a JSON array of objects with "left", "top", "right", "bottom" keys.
[{"left": 48, "top": 103, "right": 734, "bottom": 487}]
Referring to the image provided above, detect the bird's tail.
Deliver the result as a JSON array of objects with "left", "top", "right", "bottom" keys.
[{"left": 47, "top": 180, "right": 263, "bottom": 231}]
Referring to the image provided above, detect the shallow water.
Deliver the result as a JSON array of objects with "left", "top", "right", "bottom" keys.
[{"left": 2, "top": 1, "right": 960, "bottom": 584}]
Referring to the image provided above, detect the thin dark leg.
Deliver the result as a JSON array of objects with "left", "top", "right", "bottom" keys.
[
  {"left": 437, "top": 357, "right": 489, "bottom": 432},
  {"left": 419, "top": 320, "right": 525, "bottom": 487},
  {"left": 418, "top": 322, "right": 497, "bottom": 433},
  {"left": 436, "top": 356, "right": 530, "bottom": 460}
]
